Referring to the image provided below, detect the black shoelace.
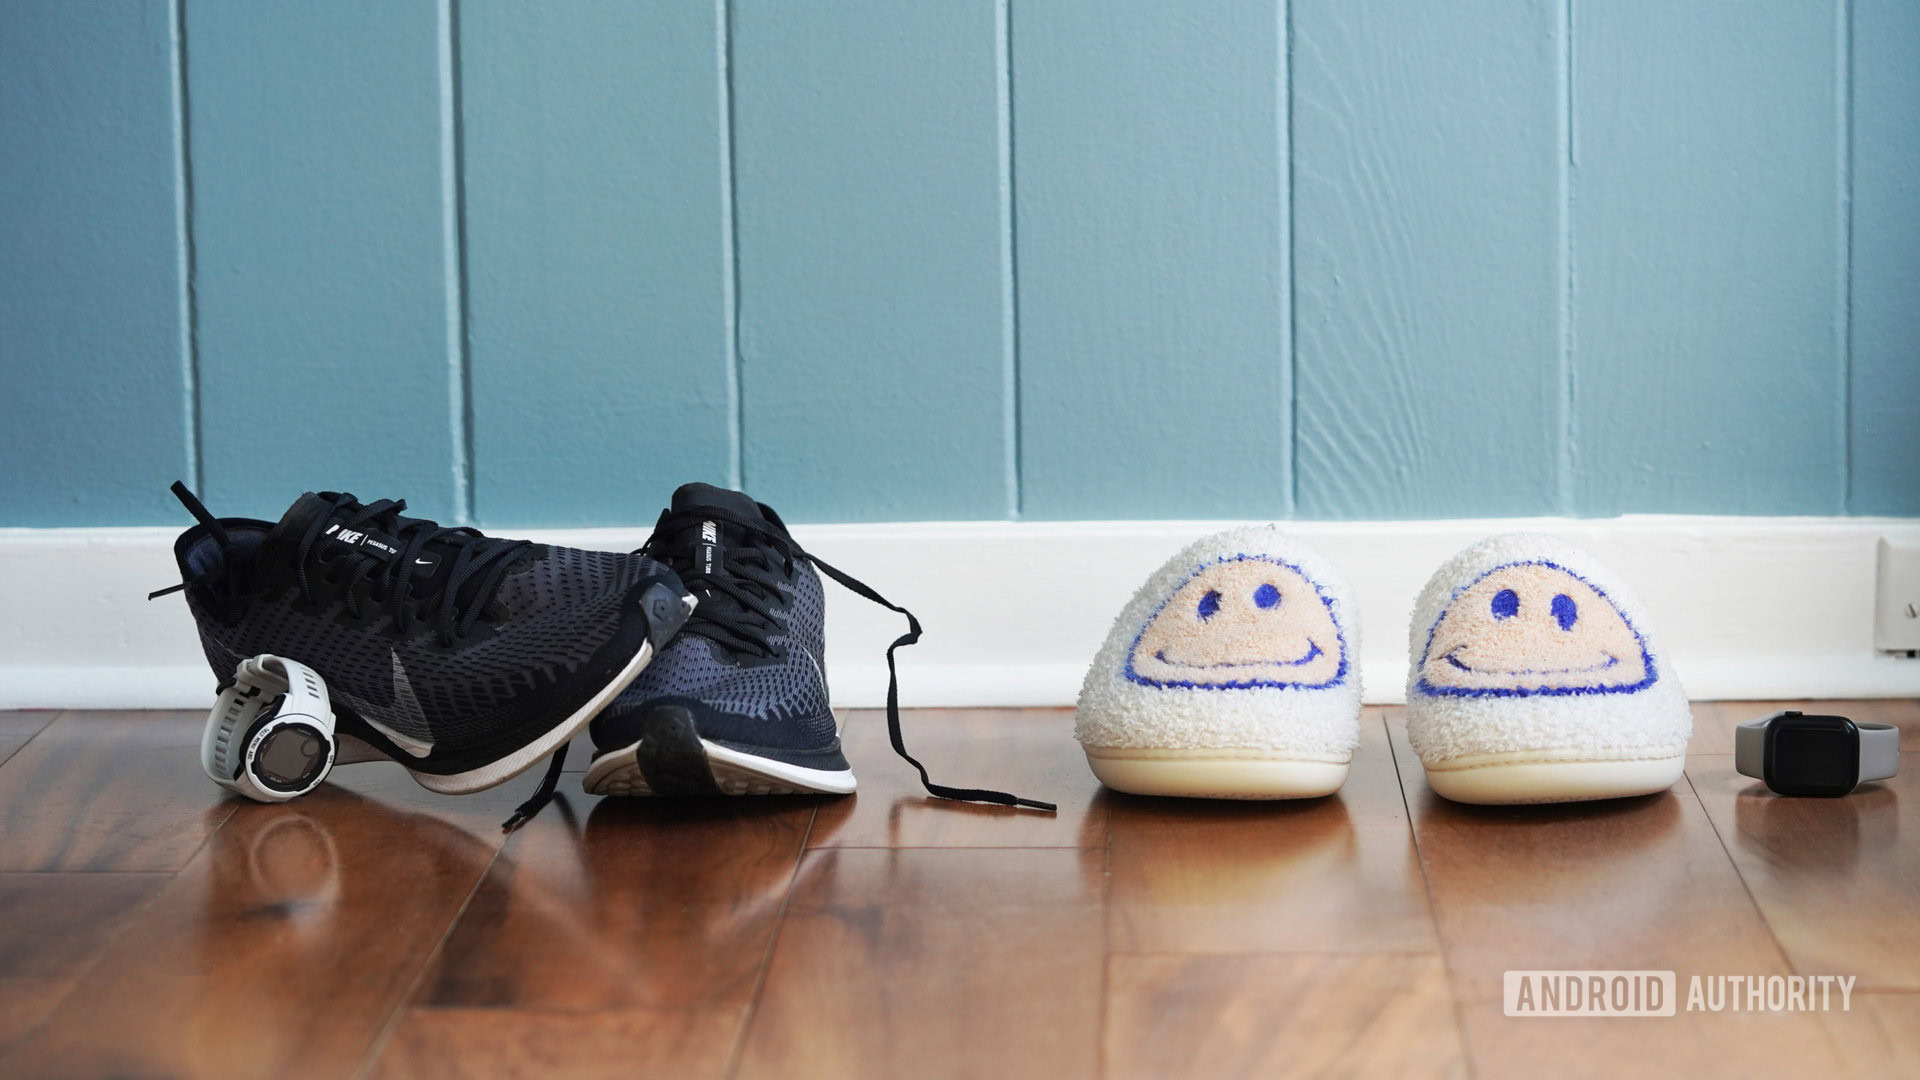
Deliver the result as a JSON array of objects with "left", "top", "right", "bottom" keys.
[
  {"left": 153, "top": 482, "right": 558, "bottom": 831},
  {"left": 288, "top": 491, "right": 531, "bottom": 649},
  {"left": 644, "top": 506, "right": 1056, "bottom": 813}
]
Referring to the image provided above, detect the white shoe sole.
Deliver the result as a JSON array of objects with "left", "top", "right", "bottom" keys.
[
  {"left": 408, "top": 638, "right": 658, "bottom": 796},
  {"left": 1083, "top": 747, "right": 1350, "bottom": 800},
  {"left": 1421, "top": 750, "right": 1687, "bottom": 805},
  {"left": 583, "top": 735, "right": 858, "bottom": 797}
]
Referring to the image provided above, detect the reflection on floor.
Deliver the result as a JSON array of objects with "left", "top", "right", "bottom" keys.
[{"left": 0, "top": 701, "right": 1914, "bottom": 1078}]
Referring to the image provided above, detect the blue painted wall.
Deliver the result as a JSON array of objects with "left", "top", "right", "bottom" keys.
[{"left": 2, "top": 0, "right": 1914, "bottom": 527}]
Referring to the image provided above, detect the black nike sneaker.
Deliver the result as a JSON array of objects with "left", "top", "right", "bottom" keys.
[
  {"left": 154, "top": 482, "right": 694, "bottom": 825},
  {"left": 582, "top": 482, "right": 1054, "bottom": 812}
]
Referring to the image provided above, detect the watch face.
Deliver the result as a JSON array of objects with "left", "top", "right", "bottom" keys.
[
  {"left": 251, "top": 721, "right": 332, "bottom": 794},
  {"left": 1764, "top": 714, "right": 1858, "bottom": 797}
]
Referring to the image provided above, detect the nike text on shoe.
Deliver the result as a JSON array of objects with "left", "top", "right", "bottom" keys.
[
  {"left": 153, "top": 481, "right": 695, "bottom": 828},
  {"left": 584, "top": 483, "right": 1054, "bottom": 812}
]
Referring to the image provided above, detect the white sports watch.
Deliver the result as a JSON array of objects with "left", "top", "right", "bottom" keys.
[{"left": 201, "top": 654, "right": 337, "bottom": 802}]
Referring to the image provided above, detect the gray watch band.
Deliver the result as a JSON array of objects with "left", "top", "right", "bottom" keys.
[
  {"left": 1860, "top": 722, "right": 1901, "bottom": 783},
  {"left": 1734, "top": 714, "right": 1901, "bottom": 787},
  {"left": 1733, "top": 718, "right": 1767, "bottom": 780}
]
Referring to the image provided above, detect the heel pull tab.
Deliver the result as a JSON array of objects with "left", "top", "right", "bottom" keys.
[{"left": 170, "top": 480, "right": 233, "bottom": 553}]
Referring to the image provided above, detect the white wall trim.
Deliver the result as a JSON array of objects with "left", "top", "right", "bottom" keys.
[{"left": 4, "top": 516, "right": 1919, "bottom": 710}]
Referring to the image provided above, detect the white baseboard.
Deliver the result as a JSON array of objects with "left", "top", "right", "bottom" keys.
[{"left": 4, "top": 516, "right": 1919, "bottom": 710}]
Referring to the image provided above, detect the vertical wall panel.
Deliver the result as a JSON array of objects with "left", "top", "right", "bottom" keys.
[
  {"left": 461, "top": 0, "right": 733, "bottom": 526},
  {"left": 0, "top": 1, "right": 188, "bottom": 526},
  {"left": 1850, "top": 0, "right": 1920, "bottom": 515},
  {"left": 731, "top": 0, "right": 1011, "bottom": 521},
  {"left": 1292, "top": 0, "right": 1563, "bottom": 519},
  {"left": 188, "top": 1, "right": 460, "bottom": 521},
  {"left": 1572, "top": 2, "right": 1841, "bottom": 515},
  {"left": 1015, "top": 1, "right": 1291, "bottom": 519}
]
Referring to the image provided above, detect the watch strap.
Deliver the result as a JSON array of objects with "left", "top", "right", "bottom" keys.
[
  {"left": 1858, "top": 722, "right": 1901, "bottom": 783},
  {"left": 1734, "top": 717, "right": 1769, "bottom": 781}
]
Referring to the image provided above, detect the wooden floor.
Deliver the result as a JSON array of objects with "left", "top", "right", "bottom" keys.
[{"left": 0, "top": 701, "right": 1915, "bottom": 1079}]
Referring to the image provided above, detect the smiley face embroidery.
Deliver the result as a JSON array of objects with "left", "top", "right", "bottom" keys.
[
  {"left": 1125, "top": 555, "right": 1348, "bottom": 690},
  {"left": 1416, "top": 560, "right": 1655, "bottom": 697}
]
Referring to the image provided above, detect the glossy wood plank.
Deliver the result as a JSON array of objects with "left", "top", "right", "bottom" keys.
[
  {"left": 4, "top": 764, "right": 526, "bottom": 1080},
  {"left": 1456, "top": 1000, "right": 1848, "bottom": 1080},
  {"left": 1291, "top": 0, "right": 1562, "bottom": 518},
  {"left": 1823, "top": 992, "right": 1920, "bottom": 1078},
  {"left": 0, "top": 872, "right": 167, "bottom": 1055},
  {"left": 187, "top": 0, "right": 460, "bottom": 518},
  {"left": 0, "top": 711, "right": 234, "bottom": 872},
  {"left": 1571, "top": 0, "right": 1842, "bottom": 514},
  {"left": 1013, "top": 0, "right": 1290, "bottom": 518},
  {"left": 1689, "top": 721, "right": 1920, "bottom": 991},
  {"left": 376, "top": 1008, "right": 741, "bottom": 1080},
  {"left": 460, "top": 0, "right": 734, "bottom": 524},
  {"left": 1849, "top": 0, "right": 1920, "bottom": 514},
  {"left": 731, "top": 0, "right": 1012, "bottom": 520},
  {"left": 1104, "top": 954, "right": 1466, "bottom": 1080},
  {"left": 1107, "top": 709, "right": 1435, "bottom": 954},
  {"left": 372, "top": 796, "right": 813, "bottom": 1079},
  {"left": 732, "top": 848, "right": 1104, "bottom": 1080},
  {"left": 811, "top": 709, "right": 1103, "bottom": 849},
  {"left": 0, "top": 712, "right": 56, "bottom": 770},
  {"left": 1384, "top": 708, "right": 1846, "bottom": 1075},
  {"left": 0, "top": 0, "right": 191, "bottom": 527}
]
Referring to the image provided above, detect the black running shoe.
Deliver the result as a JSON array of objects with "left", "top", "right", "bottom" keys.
[
  {"left": 154, "top": 482, "right": 694, "bottom": 825},
  {"left": 583, "top": 483, "right": 1053, "bottom": 812}
]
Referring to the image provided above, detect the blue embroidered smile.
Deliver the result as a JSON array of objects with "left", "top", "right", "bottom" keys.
[
  {"left": 1156, "top": 640, "right": 1324, "bottom": 670},
  {"left": 1442, "top": 647, "right": 1619, "bottom": 677}
]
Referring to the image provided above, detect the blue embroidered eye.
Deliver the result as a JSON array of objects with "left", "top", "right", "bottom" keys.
[
  {"left": 1253, "top": 583, "right": 1281, "bottom": 609},
  {"left": 1491, "top": 588, "right": 1519, "bottom": 619},
  {"left": 1197, "top": 590, "right": 1221, "bottom": 620},
  {"left": 1551, "top": 593, "right": 1577, "bottom": 630}
]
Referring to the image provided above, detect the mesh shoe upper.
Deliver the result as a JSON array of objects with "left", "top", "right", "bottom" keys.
[
  {"left": 590, "top": 482, "right": 1055, "bottom": 811},
  {"left": 592, "top": 485, "right": 839, "bottom": 763},
  {"left": 169, "top": 488, "right": 685, "bottom": 777}
]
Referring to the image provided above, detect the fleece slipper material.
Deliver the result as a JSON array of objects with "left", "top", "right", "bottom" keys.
[
  {"left": 1075, "top": 526, "right": 1363, "bottom": 797},
  {"left": 1403, "top": 533, "right": 1692, "bottom": 803}
]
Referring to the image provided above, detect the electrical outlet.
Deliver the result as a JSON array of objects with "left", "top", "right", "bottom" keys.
[{"left": 1876, "top": 539, "right": 1920, "bottom": 654}]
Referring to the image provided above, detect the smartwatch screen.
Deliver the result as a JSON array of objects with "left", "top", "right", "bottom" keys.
[{"left": 1765, "top": 714, "right": 1858, "bottom": 797}]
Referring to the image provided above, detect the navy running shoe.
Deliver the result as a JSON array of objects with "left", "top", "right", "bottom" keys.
[
  {"left": 583, "top": 483, "right": 1053, "bottom": 811},
  {"left": 154, "top": 482, "right": 694, "bottom": 826}
]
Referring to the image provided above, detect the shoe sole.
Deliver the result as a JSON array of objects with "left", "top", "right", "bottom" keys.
[
  {"left": 582, "top": 704, "right": 857, "bottom": 797},
  {"left": 409, "top": 584, "right": 695, "bottom": 796},
  {"left": 1421, "top": 750, "right": 1687, "bottom": 805},
  {"left": 1083, "top": 747, "right": 1350, "bottom": 800}
]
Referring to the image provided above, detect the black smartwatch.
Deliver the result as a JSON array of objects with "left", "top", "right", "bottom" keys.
[{"left": 1735, "top": 711, "right": 1900, "bottom": 797}]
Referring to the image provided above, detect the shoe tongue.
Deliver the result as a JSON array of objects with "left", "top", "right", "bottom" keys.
[
  {"left": 261, "top": 492, "right": 355, "bottom": 562},
  {"left": 671, "top": 483, "right": 774, "bottom": 570},
  {"left": 670, "top": 482, "right": 766, "bottom": 522},
  {"left": 262, "top": 492, "right": 480, "bottom": 597}
]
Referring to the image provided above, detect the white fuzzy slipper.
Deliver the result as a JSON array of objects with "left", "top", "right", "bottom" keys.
[
  {"left": 1404, "top": 533, "right": 1692, "bottom": 805},
  {"left": 1074, "top": 526, "right": 1363, "bottom": 799}
]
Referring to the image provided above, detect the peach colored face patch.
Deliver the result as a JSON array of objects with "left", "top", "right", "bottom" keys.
[
  {"left": 1416, "top": 561, "right": 1655, "bottom": 697},
  {"left": 1126, "top": 556, "right": 1347, "bottom": 689}
]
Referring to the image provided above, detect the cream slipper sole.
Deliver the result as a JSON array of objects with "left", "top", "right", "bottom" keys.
[
  {"left": 1421, "top": 749, "right": 1686, "bottom": 805},
  {"left": 1084, "top": 746, "right": 1350, "bottom": 800}
]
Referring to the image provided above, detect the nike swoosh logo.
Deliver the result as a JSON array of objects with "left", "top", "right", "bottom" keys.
[
  {"left": 800, "top": 644, "right": 828, "bottom": 696},
  {"left": 333, "top": 651, "right": 436, "bottom": 759}
]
